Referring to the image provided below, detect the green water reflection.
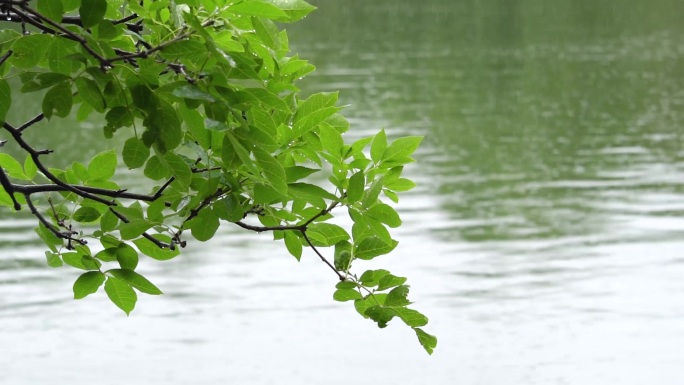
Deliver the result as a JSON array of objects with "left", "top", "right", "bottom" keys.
[{"left": 289, "top": 0, "right": 684, "bottom": 243}]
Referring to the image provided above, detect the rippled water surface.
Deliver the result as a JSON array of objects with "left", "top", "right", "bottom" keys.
[{"left": 2, "top": 1, "right": 684, "bottom": 384}]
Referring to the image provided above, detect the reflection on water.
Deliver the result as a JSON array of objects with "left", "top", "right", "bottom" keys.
[{"left": 2, "top": 0, "right": 684, "bottom": 383}]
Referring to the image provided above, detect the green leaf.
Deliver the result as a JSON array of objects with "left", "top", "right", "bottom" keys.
[
  {"left": 0, "top": 79, "right": 10, "bottom": 123},
  {"left": 252, "top": 16, "right": 278, "bottom": 49},
  {"left": 370, "top": 129, "right": 387, "bottom": 164},
  {"left": 133, "top": 236, "right": 180, "bottom": 261},
  {"left": 115, "top": 243, "right": 139, "bottom": 270},
  {"left": 119, "top": 219, "right": 154, "bottom": 240},
  {"left": 346, "top": 171, "right": 364, "bottom": 203},
  {"left": 223, "top": 133, "right": 258, "bottom": 175},
  {"left": 365, "top": 306, "right": 395, "bottom": 328},
  {"left": 395, "top": 308, "right": 428, "bottom": 327},
  {"left": 62, "top": 252, "right": 88, "bottom": 270},
  {"left": 95, "top": 248, "right": 117, "bottom": 262},
  {"left": 161, "top": 39, "right": 206, "bottom": 60},
  {"left": 385, "top": 178, "right": 416, "bottom": 192},
  {"left": 285, "top": 166, "right": 319, "bottom": 182},
  {"left": 385, "top": 285, "right": 410, "bottom": 307},
  {"left": 333, "top": 288, "right": 362, "bottom": 302},
  {"left": 24, "top": 155, "right": 38, "bottom": 179},
  {"left": 0, "top": 154, "right": 28, "bottom": 180},
  {"left": 253, "top": 148, "right": 287, "bottom": 195},
  {"left": 95, "top": 20, "right": 121, "bottom": 40},
  {"left": 146, "top": 100, "right": 182, "bottom": 152},
  {"left": 368, "top": 203, "right": 402, "bottom": 228},
  {"left": 319, "top": 123, "right": 343, "bottom": 156},
  {"left": 129, "top": 82, "right": 158, "bottom": 112},
  {"left": 73, "top": 271, "right": 106, "bottom": 299},
  {"left": 42, "top": 81, "right": 73, "bottom": 119},
  {"left": 104, "top": 276, "right": 137, "bottom": 315},
  {"left": 265, "top": 0, "right": 316, "bottom": 22},
  {"left": 75, "top": 77, "right": 105, "bottom": 113},
  {"left": 362, "top": 177, "right": 384, "bottom": 209},
  {"left": 359, "top": 269, "right": 390, "bottom": 287},
  {"left": 62, "top": 0, "right": 80, "bottom": 12},
  {"left": 105, "top": 106, "right": 134, "bottom": 129},
  {"left": 306, "top": 223, "right": 350, "bottom": 247},
  {"left": 36, "top": 0, "right": 64, "bottom": 27},
  {"left": 143, "top": 155, "right": 168, "bottom": 180},
  {"left": 384, "top": 136, "right": 423, "bottom": 162},
  {"left": 100, "top": 209, "right": 119, "bottom": 232},
  {"left": 11, "top": 35, "right": 53, "bottom": 69},
  {"left": 227, "top": 1, "right": 289, "bottom": 20},
  {"left": 213, "top": 31, "right": 245, "bottom": 52},
  {"left": 172, "top": 84, "right": 216, "bottom": 102},
  {"left": 293, "top": 92, "right": 341, "bottom": 138},
  {"left": 415, "top": 328, "right": 438, "bottom": 355},
  {"left": 186, "top": 209, "right": 220, "bottom": 242},
  {"left": 287, "top": 183, "right": 337, "bottom": 209},
  {"left": 109, "top": 269, "right": 163, "bottom": 295},
  {"left": 334, "top": 241, "right": 352, "bottom": 271},
  {"left": 45, "top": 251, "right": 63, "bottom": 267},
  {"left": 80, "top": 0, "right": 108, "bottom": 29},
  {"left": 213, "top": 194, "right": 245, "bottom": 222},
  {"left": 161, "top": 152, "right": 192, "bottom": 188},
  {"left": 377, "top": 274, "right": 407, "bottom": 291},
  {"left": 122, "top": 137, "right": 150, "bottom": 169},
  {"left": 73, "top": 206, "right": 102, "bottom": 222},
  {"left": 354, "top": 236, "right": 397, "bottom": 260},
  {"left": 88, "top": 150, "right": 117, "bottom": 181},
  {"left": 238, "top": 88, "right": 292, "bottom": 112},
  {"left": 284, "top": 231, "right": 302, "bottom": 260},
  {"left": 35, "top": 223, "right": 62, "bottom": 252}
]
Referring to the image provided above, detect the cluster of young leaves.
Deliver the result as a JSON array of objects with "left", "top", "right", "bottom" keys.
[{"left": 0, "top": 0, "right": 436, "bottom": 354}]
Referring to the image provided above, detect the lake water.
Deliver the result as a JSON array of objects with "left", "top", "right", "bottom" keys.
[{"left": 2, "top": 1, "right": 684, "bottom": 384}]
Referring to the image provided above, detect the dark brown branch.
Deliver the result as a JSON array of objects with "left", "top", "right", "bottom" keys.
[
  {"left": 112, "top": 13, "right": 139, "bottom": 25},
  {"left": 3, "top": 122, "right": 114, "bottom": 205},
  {"left": 154, "top": 177, "right": 175, "bottom": 199},
  {"left": 16, "top": 4, "right": 110, "bottom": 68},
  {"left": 0, "top": 167, "right": 21, "bottom": 210},
  {"left": 234, "top": 220, "right": 304, "bottom": 233},
  {"left": 4, "top": 8, "right": 56, "bottom": 34},
  {"left": 0, "top": 50, "right": 12, "bottom": 67},
  {"left": 13, "top": 183, "right": 163, "bottom": 201},
  {"left": 17, "top": 112, "right": 44, "bottom": 132}
]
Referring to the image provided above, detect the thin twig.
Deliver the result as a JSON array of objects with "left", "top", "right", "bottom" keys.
[
  {"left": 24, "top": 193, "right": 87, "bottom": 247},
  {"left": 3, "top": 122, "right": 114, "bottom": 205},
  {"left": 0, "top": 50, "right": 12, "bottom": 67},
  {"left": 301, "top": 230, "right": 345, "bottom": 281},
  {"left": 17, "top": 113, "right": 44, "bottom": 132}
]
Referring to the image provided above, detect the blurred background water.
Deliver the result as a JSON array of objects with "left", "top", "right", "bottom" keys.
[{"left": 2, "top": 0, "right": 684, "bottom": 384}]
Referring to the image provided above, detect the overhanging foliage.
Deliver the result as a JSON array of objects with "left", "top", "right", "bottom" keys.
[{"left": 0, "top": 0, "right": 436, "bottom": 354}]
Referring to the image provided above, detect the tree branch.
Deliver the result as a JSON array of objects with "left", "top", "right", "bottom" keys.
[
  {"left": 16, "top": 112, "right": 44, "bottom": 132},
  {"left": 0, "top": 167, "right": 21, "bottom": 210},
  {"left": 0, "top": 50, "right": 12, "bottom": 67},
  {"left": 16, "top": 4, "right": 110, "bottom": 69},
  {"left": 3, "top": 122, "right": 115, "bottom": 205}
]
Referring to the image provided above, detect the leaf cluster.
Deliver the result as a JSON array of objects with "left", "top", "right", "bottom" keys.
[{"left": 0, "top": 0, "right": 436, "bottom": 354}]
